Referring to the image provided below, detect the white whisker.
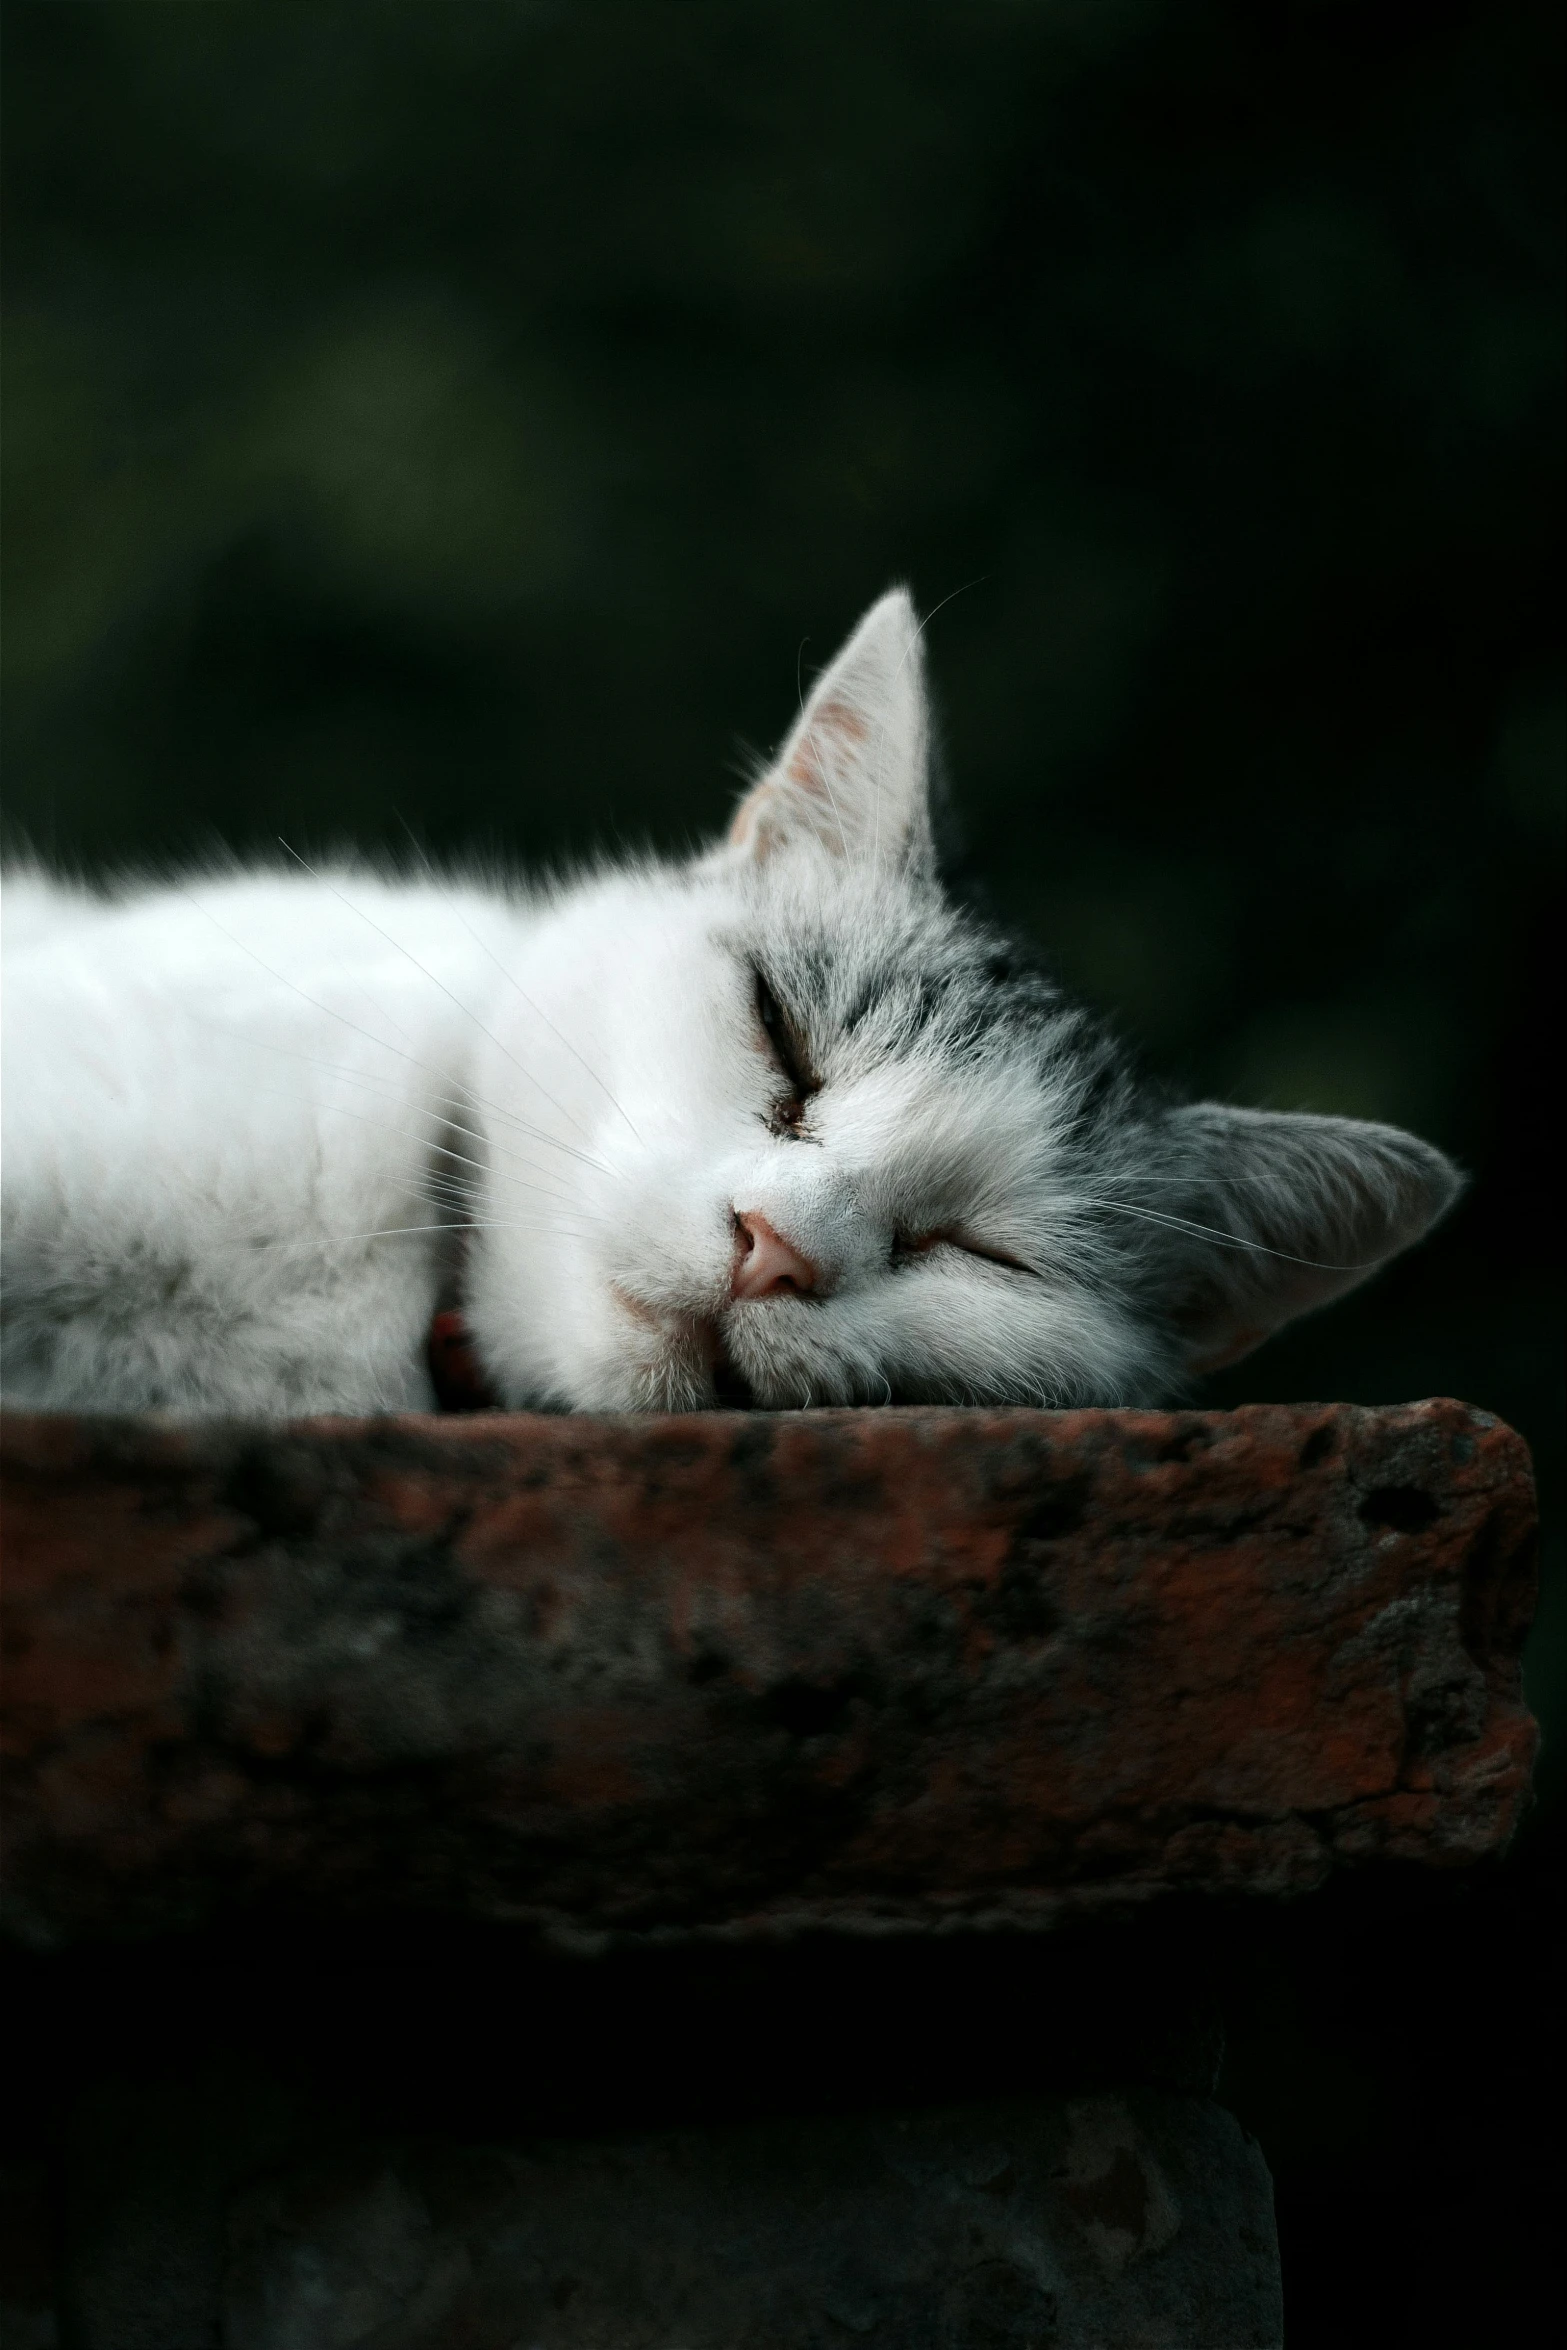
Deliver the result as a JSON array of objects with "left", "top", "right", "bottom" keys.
[
  {"left": 186, "top": 1018, "right": 598, "bottom": 1193},
  {"left": 331, "top": 1219, "right": 599, "bottom": 1245},
  {"left": 180, "top": 893, "right": 612, "bottom": 1176},
  {"left": 239, "top": 1082, "right": 603, "bottom": 1218},
  {"left": 276, "top": 838, "right": 611, "bottom": 1158},
  {"left": 394, "top": 818, "right": 645, "bottom": 1146},
  {"left": 1076, "top": 1196, "right": 1371, "bottom": 1272}
]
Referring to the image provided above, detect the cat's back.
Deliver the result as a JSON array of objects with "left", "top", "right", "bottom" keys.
[
  {"left": 1, "top": 859, "right": 521, "bottom": 1184},
  {"left": 0, "top": 863, "right": 518, "bottom": 1414},
  {"left": 2, "top": 862, "right": 503, "bottom": 996},
  {"left": 0, "top": 869, "right": 112, "bottom": 960}
]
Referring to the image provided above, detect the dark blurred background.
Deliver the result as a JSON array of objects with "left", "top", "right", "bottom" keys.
[{"left": 3, "top": 1, "right": 1561, "bottom": 2338}]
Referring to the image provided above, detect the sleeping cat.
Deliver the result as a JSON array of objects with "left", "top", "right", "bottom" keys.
[{"left": 1, "top": 589, "right": 1460, "bottom": 1417}]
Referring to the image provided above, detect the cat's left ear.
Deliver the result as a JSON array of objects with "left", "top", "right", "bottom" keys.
[
  {"left": 1164, "top": 1103, "right": 1464, "bottom": 1374},
  {"left": 727, "top": 588, "right": 932, "bottom": 869}
]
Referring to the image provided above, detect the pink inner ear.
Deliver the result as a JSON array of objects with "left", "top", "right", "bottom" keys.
[
  {"left": 727, "top": 788, "right": 772, "bottom": 850},
  {"left": 729, "top": 696, "right": 871, "bottom": 857},
  {"left": 786, "top": 696, "right": 869, "bottom": 796}
]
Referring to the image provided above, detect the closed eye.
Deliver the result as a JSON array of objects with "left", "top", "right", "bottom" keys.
[
  {"left": 753, "top": 967, "right": 819, "bottom": 1135},
  {"left": 893, "top": 1229, "right": 1038, "bottom": 1276}
]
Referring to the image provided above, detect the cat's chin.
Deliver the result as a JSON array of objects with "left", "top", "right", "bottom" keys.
[{"left": 606, "top": 1286, "right": 754, "bottom": 1411}]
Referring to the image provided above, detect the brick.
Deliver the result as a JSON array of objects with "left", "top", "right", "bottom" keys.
[
  {"left": 216, "top": 2093, "right": 1282, "bottom": 2350},
  {"left": 0, "top": 1401, "right": 1538, "bottom": 1948}
]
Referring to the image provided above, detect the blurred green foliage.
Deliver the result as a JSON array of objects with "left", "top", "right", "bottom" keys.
[{"left": 3, "top": 0, "right": 1561, "bottom": 1734}]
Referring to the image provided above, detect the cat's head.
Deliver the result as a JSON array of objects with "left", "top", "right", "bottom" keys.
[{"left": 465, "top": 590, "right": 1461, "bottom": 1411}]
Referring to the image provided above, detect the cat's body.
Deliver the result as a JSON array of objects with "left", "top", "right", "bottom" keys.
[
  {"left": 4, "top": 867, "right": 509, "bottom": 1413},
  {"left": 1, "top": 592, "right": 1461, "bottom": 1417}
]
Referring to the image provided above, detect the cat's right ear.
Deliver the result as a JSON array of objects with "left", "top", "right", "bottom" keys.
[{"left": 725, "top": 589, "right": 933, "bottom": 871}]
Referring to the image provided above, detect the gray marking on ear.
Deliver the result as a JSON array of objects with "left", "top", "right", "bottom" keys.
[{"left": 1160, "top": 1103, "right": 1464, "bottom": 1370}]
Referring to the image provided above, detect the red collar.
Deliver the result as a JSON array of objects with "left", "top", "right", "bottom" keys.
[{"left": 426, "top": 1308, "right": 501, "bottom": 1412}]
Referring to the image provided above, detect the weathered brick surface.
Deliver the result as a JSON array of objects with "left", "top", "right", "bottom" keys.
[{"left": 0, "top": 1401, "right": 1537, "bottom": 1948}]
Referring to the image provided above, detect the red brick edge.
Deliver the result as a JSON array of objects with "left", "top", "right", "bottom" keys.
[{"left": 0, "top": 1400, "right": 1538, "bottom": 1949}]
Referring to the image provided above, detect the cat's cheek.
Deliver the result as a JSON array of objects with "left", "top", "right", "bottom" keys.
[
  {"left": 534, "top": 1284, "right": 711, "bottom": 1413},
  {"left": 609, "top": 1284, "right": 664, "bottom": 1336},
  {"left": 605, "top": 1288, "right": 701, "bottom": 1406}
]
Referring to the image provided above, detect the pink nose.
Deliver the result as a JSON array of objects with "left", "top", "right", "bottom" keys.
[{"left": 731, "top": 1212, "right": 820, "bottom": 1302}]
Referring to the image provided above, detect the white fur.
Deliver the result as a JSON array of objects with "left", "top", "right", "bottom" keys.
[{"left": 1, "top": 591, "right": 1459, "bottom": 1417}]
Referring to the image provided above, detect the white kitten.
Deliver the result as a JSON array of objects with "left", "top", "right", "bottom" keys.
[{"left": 1, "top": 590, "right": 1461, "bottom": 1416}]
